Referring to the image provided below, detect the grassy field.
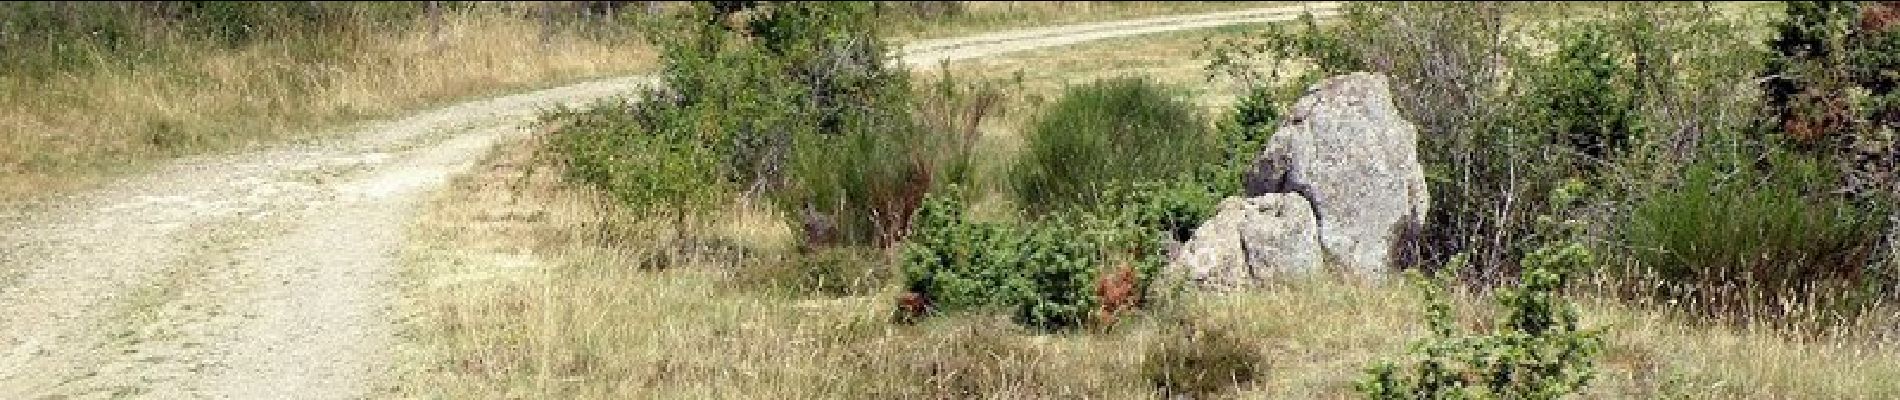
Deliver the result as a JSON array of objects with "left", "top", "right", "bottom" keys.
[
  {"left": 395, "top": 16, "right": 1900, "bottom": 398},
  {"left": 0, "top": 5, "right": 658, "bottom": 204},
  {"left": 397, "top": 136, "right": 1900, "bottom": 399}
]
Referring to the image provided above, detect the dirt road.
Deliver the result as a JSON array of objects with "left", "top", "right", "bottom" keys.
[{"left": 0, "top": 3, "right": 1338, "bottom": 399}]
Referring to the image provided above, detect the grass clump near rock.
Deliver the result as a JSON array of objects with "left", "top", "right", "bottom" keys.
[{"left": 1012, "top": 76, "right": 1219, "bottom": 214}]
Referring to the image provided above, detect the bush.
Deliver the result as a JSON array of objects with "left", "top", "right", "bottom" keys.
[
  {"left": 1358, "top": 243, "right": 1605, "bottom": 399},
  {"left": 1143, "top": 321, "right": 1266, "bottom": 397},
  {"left": 788, "top": 69, "right": 1000, "bottom": 248},
  {"left": 1531, "top": 25, "right": 1641, "bottom": 166},
  {"left": 548, "top": 96, "right": 729, "bottom": 218},
  {"left": 1093, "top": 178, "right": 1225, "bottom": 243},
  {"left": 1622, "top": 152, "right": 1891, "bottom": 319},
  {"left": 1760, "top": 1, "right": 1900, "bottom": 200},
  {"left": 1011, "top": 77, "right": 1217, "bottom": 214},
  {"left": 899, "top": 189, "right": 1165, "bottom": 330},
  {"left": 557, "top": 1, "right": 963, "bottom": 249}
]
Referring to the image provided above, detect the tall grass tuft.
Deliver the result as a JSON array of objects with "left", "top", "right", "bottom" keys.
[
  {"left": 1622, "top": 152, "right": 1891, "bottom": 322},
  {"left": 1011, "top": 77, "right": 1216, "bottom": 214}
]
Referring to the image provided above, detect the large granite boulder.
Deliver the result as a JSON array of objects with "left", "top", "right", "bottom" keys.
[
  {"left": 1243, "top": 72, "right": 1430, "bottom": 279},
  {"left": 1174, "top": 194, "right": 1323, "bottom": 288}
]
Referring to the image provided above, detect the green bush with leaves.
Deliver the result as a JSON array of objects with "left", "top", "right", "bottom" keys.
[
  {"left": 1358, "top": 243, "right": 1605, "bottom": 400},
  {"left": 900, "top": 189, "right": 1165, "bottom": 330},
  {"left": 1011, "top": 77, "right": 1218, "bottom": 214}
]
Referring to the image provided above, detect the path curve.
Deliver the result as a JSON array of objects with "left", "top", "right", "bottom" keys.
[{"left": 0, "top": 3, "right": 1337, "bottom": 398}]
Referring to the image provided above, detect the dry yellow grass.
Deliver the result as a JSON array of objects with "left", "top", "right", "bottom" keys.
[
  {"left": 886, "top": 1, "right": 1292, "bottom": 43},
  {"left": 939, "top": 22, "right": 1270, "bottom": 113},
  {"left": 0, "top": 9, "right": 655, "bottom": 203}
]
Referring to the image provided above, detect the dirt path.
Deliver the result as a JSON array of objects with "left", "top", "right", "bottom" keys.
[{"left": 0, "top": 3, "right": 1337, "bottom": 399}]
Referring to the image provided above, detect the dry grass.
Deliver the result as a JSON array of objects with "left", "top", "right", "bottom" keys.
[
  {"left": 0, "top": 9, "right": 655, "bottom": 203},
  {"left": 886, "top": 1, "right": 1292, "bottom": 43},
  {"left": 938, "top": 22, "right": 1270, "bottom": 113}
]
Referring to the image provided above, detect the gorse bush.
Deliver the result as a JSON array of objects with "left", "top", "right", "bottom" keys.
[
  {"left": 1359, "top": 243, "right": 1604, "bottom": 399},
  {"left": 645, "top": 1, "right": 909, "bottom": 191},
  {"left": 900, "top": 189, "right": 1165, "bottom": 330},
  {"left": 1622, "top": 152, "right": 1890, "bottom": 319},
  {"left": 1011, "top": 77, "right": 1218, "bottom": 214}
]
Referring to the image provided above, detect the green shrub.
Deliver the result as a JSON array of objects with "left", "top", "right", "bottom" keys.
[
  {"left": 557, "top": 1, "right": 957, "bottom": 248},
  {"left": 1094, "top": 178, "right": 1225, "bottom": 243},
  {"left": 1531, "top": 25, "right": 1641, "bottom": 166},
  {"left": 1358, "top": 243, "right": 1605, "bottom": 400},
  {"left": 1622, "top": 152, "right": 1890, "bottom": 318},
  {"left": 547, "top": 97, "right": 729, "bottom": 221},
  {"left": 1011, "top": 77, "right": 1217, "bottom": 214},
  {"left": 1143, "top": 321, "right": 1266, "bottom": 397},
  {"left": 787, "top": 69, "right": 998, "bottom": 247},
  {"left": 899, "top": 189, "right": 1165, "bottom": 330}
]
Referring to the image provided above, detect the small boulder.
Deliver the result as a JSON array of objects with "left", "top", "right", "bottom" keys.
[{"left": 1173, "top": 194, "right": 1323, "bottom": 288}]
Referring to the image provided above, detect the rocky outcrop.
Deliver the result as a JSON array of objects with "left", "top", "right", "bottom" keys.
[
  {"left": 1243, "top": 72, "right": 1429, "bottom": 279},
  {"left": 1173, "top": 194, "right": 1323, "bottom": 288},
  {"left": 1172, "top": 73, "right": 1429, "bottom": 287}
]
